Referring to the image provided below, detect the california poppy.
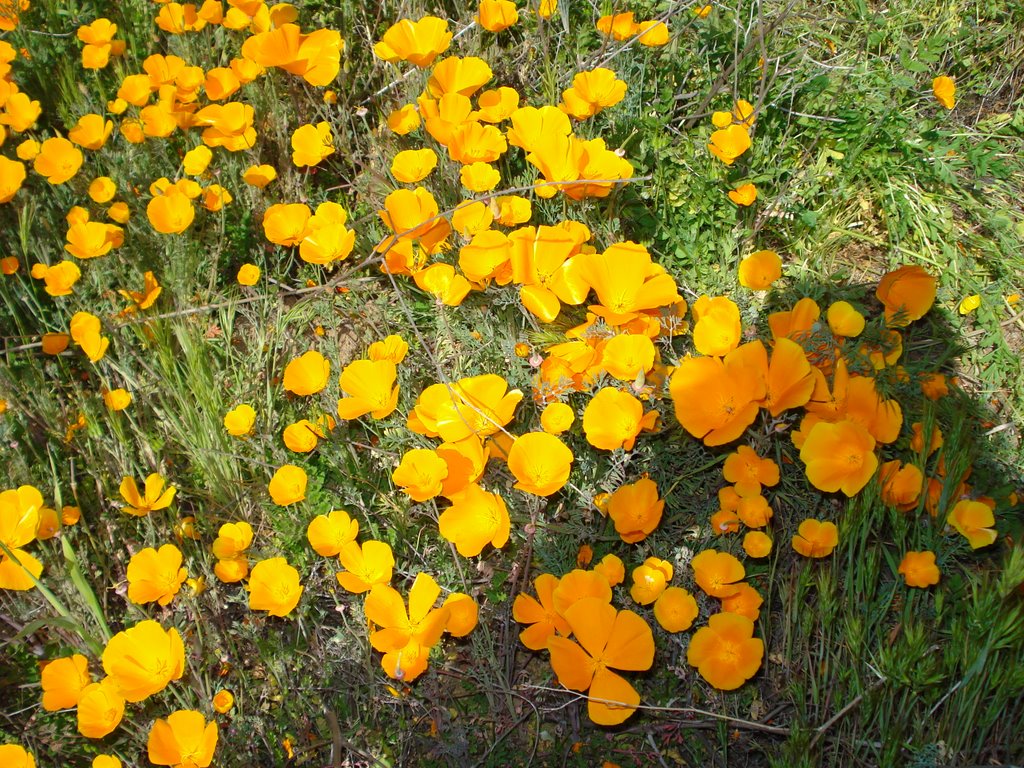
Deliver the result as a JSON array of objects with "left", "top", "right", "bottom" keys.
[
  {"left": 687, "top": 612, "right": 763, "bottom": 690},
  {"left": 438, "top": 483, "right": 510, "bottom": 556},
  {"left": 248, "top": 557, "right": 303, "bottom": 617},
  {"left": 898, "top": 551, "right": 940, "bottom": 587},
  {"left": 120, "top": 474, "right": 176, "bottom": 516},
  {"left": 41, "top": 654, "right": 91, "bottom": 711},
  {"left": 547, "top": 597, "right": 654, "bottom": 725},
  {"left": 513, "top": 573, "right": 571, "bottom": 650},
  {"left": 126, "top": 544, "right": 187, "bottom": 606},
  {"left": 792, "top": 518, "right": 839, "bottom": 557},
  {"left": 947, "top": 500, "right": 997, "bottom": 549},
  {"left": 147, "top": 710, "right": 218, "bottom": 768},
  {"left": 102, "top": 620, "right": 185, "bottom": 701},
  {"left": 607, "top": 478, "right": 664, "bottom": 543},
  {"left": 691, "top": 550, "right": 745, "bottom": 598},
  {"left": 507, "top": 432, "right": 573, "bottom": 496}
]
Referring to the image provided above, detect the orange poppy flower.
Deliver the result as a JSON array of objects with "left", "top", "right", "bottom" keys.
[
  {"left": 336, "top": 539, "right": 394, "bottom": 593},
  {"left": 507, "top": 432, "right": 573, "bottom": 496},
  {"left": 41, "top": 654, "right": 92, "bottom": 711},
  {"left": 947, "top": 500, "right": 997, "bottom": 549},
  {"left": 559, "top": 68, "right": 627, "bottom": 120},
  {"left": 117, "top": 270, "right": 162, "bottom": 312},
  {"left": 653, "top": 587, "right": 699, "bottom": 633},
  {"left": 242, "top": 164, "right": 276, "bottom": 188},
  {"left": 582, "top": 387, "right": 658, "bottom": 451},
  {"left": 0, "top": 92, "right": 41, "bottom": 133},
  {"left": 728, "top": 183, "right": 757, "bottom": 206},
  {"left": 879, "top": 460, "right": 924, "bottom": 510},
  {"left": 592, "top": 553, "right": 625, "bottom": 587},
  {"left": 337, "top": 359, "right": 400, "bottom": 420},
  {"left": 721, "top": 583, "right": 763, "bottom": 620},
  {"left": 0, "top": 156, "right": 26, "bottom": 202},
  {"left": 737, "top": 250, "right": 782, "bottom": 290},
  {"left": 691, "top": 550, "right": 745, "bottom": 598},
  {"left": 687, "top": 612, "right": 763, "bottom": 690},
  {"left": 427, "top": 55, "right": 492, "bottom": 98},
  {"left": 102, "top": 619, "right": 185, "bottom": 702},
  {"left": 211, "top": 522, "right": 253, "bottom": 560},
  {"left": 607, "top": 478, "right": 664, "bottom": 543},
  {"left": 282, "top": 350, "right": 330, "bottom": 396},
  {"left": 800, "top": 419, "right": 878, "bottom": 496},
  {"left": 637, "top": 20, "right": 670, "bottom": 46},
  {"left": 547, "top": 597, "right": 654, "bottom": 725},
  {"left": 742, "top": 531, "right": 772, "bottom": 558},
  {"left": 792, "top": 519, "right": 839, "bottom": 557},
  {"left": 596, "top": 12, "right": 638, "bottom": 39},
  {"left": 392, "top": 448, "right": 448, "bottom": 502},
  {"left": 126, "top": 544, "right": 187, "bottom": 606},
  {"left": 76, "top": 678, "right": 125, "bottom": 738},
  {"left": 437, "top": 483, "right": 510, "bottom": 556},
  {"left": 477, "top": 0, "right": 518, "bottom": 32},
  {"left": 291, "top": 121, "right": 334, "bottom": 167},
  {"left": 147, "top": 710, "right": 218, "bottom": 768},
  {"left": 268, "top": 464, "right": 307, "bottom": 506},
  {"left": 374, "top": 16, "right": 452, "bottom": 68},
  {"left": 248, "top": 557, "right": 303, "bottom": 617},
  {"left": 513, "top": 573, "right": 572, "bottom": 650},
  {"left": 876, "top": 265, "right": 936, "bottom": 327},
  {"left": 601, "top": 334, "right": 655, "bottom": 381},
  {"left": 119, "top": 474, "right": 176, "bottom": 516},
  {"left": 33, "top": 137, "right": 83, "bottom": 184},
  {"left": 826, "top": 300, "right": 865, "bottom": 337},
  {"left": 898, "top": 551, "right": 940, "bottom": 587},
  {"left": 932, "top": 75, "right": 955, "bottom": 110},
  {"left": 147, "top": 190, "right": 195, "bottom": 234},
  {"left": 670, "top": 342, "right": 767, "bottom": 446},
  {"left": 364, "top": 572, "right": 450, "bottom": 661},
  {"left": 306, "top": 510, "right": 359, "bottom": 557},
  {"left": 630, "top": 556, "right": 673, "bottom": 605},
  {"left": 736, "top": 494, "right": 773, "bottom": 528},
  {"left": 723, "top": 445, "right": 779, "bottom": 496},
  {"left": 708, "top": 124, "right": 751, "bottom": 165},
  {"left": 409, "top": 374, "right": 522, "bottom": 441},
  {"left": 474, "top": 86, "right": 520, "bottom": 122},
  {"left": 444, "top": 593, "right": 479, "bottom": 636},
  {"left": 386, "top": 104, "right": 421, "bottom": 135},
  {"left": 68, "top": 114, "right": 113, "bottom": 150},
  {"left": 391, "top": 148, "right": 438, "bottom": 184}
]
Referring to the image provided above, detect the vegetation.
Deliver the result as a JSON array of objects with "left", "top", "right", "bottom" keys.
[{"left": 1, "top": 0, "right": 1022, "bottom": 766}]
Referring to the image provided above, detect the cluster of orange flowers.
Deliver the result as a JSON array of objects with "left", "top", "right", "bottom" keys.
[{"left": 0, "top": 0, "right": 1014, "bottom": 762}]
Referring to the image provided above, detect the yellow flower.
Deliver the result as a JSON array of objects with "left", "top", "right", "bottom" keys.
[
  {"left": 212, "top": 689, "right": 234, "bottom": 714},
  {"left": 898, "top": 551, "right": 940, "bottom": 587},
  {"left": 102, "top": 619, "right": 185, "bottom": 702},
  {"left": 728, "top": 183, "right": 757, "bottom": 206},
  {"left": 282, "top": 350, "right": 330, "bottom": 396},
  {"left": 223, "top": 404, "right": 256, "bottom": 436},
  {"left": 33, "top": 137, "right": 83, "bottom": 184},
  {"left": 708, "top": 124, "right": 751, "bottom": 165},
  {"left": 958, "top": 294, "right": 981, "bottom": 315},
  {"left": 507, "top": 432, "right": 573, "bottom": 496},
  {"left": 932, "top": 75, "right": 955, "bottom": 109},
  {"left": 291, "top": 122, "right": 334, "bottom": 167},
  {"left": 236, "top": 263, "right": 260, "bottom": 285},
  {"left": 126, "top": 544, "right": 187, "bottom": 606},
  {"left": 438, "top": 483, "right": 510, "bottom": 557},
  {"left": 268, "top": 464, "right": 307, "bottom": 506},
  {"left": 947, "top": 500, "right": 997, "bottom": 549},
  {"left": 119, "top": 473, "right": 176, "bottom": 516},
  {"left": 147, "top": 710, "right": 218, "bottom": 768},
  {"left": 337, "top": 359, "right": 400, "bottom": 420},
  {"left": 242, "top": 164, "right": 276, "bottom": 188},
  {"left": 248, "top": 557, "right": 303, "bottom": 617},
  {"left": 306, "top": 509, "right": 358, "bottom": 557},
  {"left": 41, "top": 654, "right": 92, "bottom": 711}
]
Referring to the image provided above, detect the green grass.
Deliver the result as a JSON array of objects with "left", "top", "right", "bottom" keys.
[{"left": 2, "top": 0, "right": 1024, "bottom": 765}]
